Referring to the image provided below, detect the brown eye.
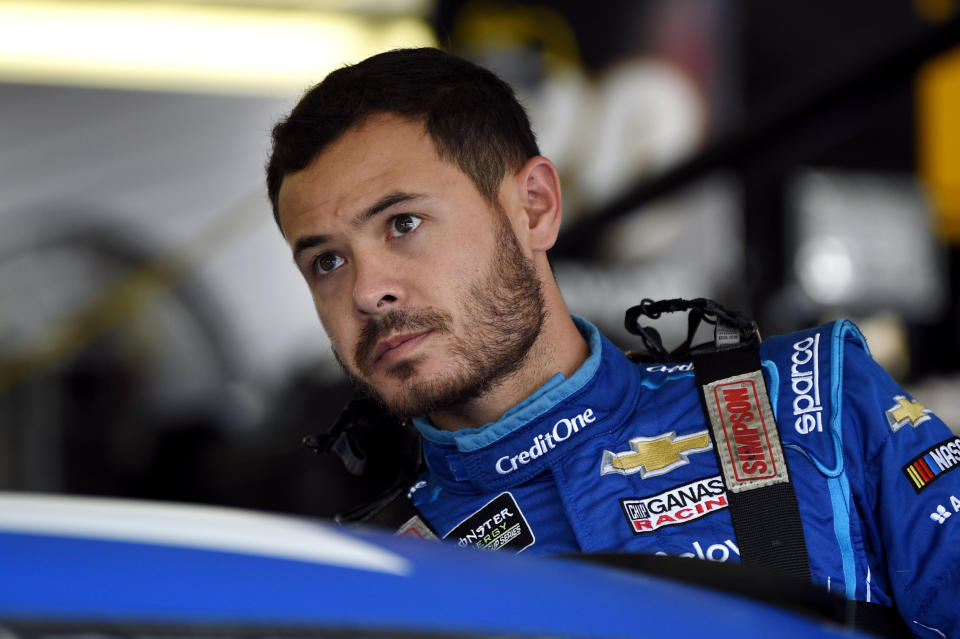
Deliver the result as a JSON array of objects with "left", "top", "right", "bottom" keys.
[
  {"left": 314, "top": 252, "right": 344, "bottom": 275},
  {"left": 389, "top": 214, "right": 422, "bottom": 237}
]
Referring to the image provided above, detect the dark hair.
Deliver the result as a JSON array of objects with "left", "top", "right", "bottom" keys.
[{"left": 266, "top": 47, "right": 540, "bottom": 228}]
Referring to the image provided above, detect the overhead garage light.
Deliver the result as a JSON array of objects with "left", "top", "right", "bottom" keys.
[{"left": 0, "top": 1, "right": 436, "bottom": 95}]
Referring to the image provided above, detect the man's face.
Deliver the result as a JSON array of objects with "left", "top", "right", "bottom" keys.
[{"left": 277, "top": 114, "right": 545, "bottom": 419}]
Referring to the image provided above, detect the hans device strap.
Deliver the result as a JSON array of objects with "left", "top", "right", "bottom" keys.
[{"left": 626, "top": 298, "right": 810, "bottom": 580}]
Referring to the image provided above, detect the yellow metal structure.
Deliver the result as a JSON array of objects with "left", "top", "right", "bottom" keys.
[{"left": 918, "top": 44, "right": 960, "bottom": 243}]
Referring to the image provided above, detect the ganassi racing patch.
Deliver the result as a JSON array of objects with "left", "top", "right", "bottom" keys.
[
  {"left": 621, "top": 475, "right": 728, "bottom": 534},
  {"left": 903, "top": 436, "right": 960, "bottom": 492},
  {"left": 444, "top": 492, "right": 535, "bottom": 552}
]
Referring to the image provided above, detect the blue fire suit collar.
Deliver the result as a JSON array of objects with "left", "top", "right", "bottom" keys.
[{"left": 413, "top": 316, "right": 642, "bottom": 491}]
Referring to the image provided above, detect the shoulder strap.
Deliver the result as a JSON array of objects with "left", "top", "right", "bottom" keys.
[
  {"left": 691, "top": 342, "right": 811, "bottom": 580},
  {"left": 627, "top": 298, "right": 810, "bottom": 580}
]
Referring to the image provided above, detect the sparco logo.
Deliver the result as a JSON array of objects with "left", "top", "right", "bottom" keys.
[
  {"left": 495, "top": 408, "right": 596, "bottom": 474},
  {"left": 621, "top": 476, "right": 728, "bottom": 534},
  {"left": 790, "top": 335, "right": 823, "bottom": 435}
]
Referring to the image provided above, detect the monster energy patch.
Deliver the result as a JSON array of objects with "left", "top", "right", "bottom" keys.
[{"left": 444, "top": 492, "right": 535, "bottom": 552}]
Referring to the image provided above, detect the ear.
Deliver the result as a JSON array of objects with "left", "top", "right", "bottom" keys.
[{"left": 514, "top": 156, "right": 563, "bottom": 252}]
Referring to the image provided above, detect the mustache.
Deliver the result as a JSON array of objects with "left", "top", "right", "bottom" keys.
[{"left": 355, "top": 309, "right": 451, "bottom": 373}]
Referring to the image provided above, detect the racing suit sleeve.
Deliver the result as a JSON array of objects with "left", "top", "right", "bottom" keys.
[{"left": 840, "top": 335, "right": 960, "bottom": 638}]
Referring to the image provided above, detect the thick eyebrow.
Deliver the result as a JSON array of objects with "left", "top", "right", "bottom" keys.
[
  {"left": 352, "top": 191, "right": 426, "bottom": 228},
  {"left": 292, "top": 191, "right": 426, "bottom": 263}
]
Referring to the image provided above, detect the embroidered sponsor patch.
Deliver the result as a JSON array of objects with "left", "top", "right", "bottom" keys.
[
  {"left": 657, "top": 538, "right": 740, "bottom": 562},
  {"left": 903, "top": 436, "right": 960, "bottom": 492},
  {"left": 702, "top": 370, "right": 789, "bottom": 492},
  {"left": 886, "top": 395, "right": 933, "bottom": 433},
  {"left": 396, "top": 515, "right": 438, "bottom": 540},
  {"left": 930, "top": 495, "right": 960, "bottom": 525},
  {"left": 620, "top": 475, "right": 728, "bottom": 534},
  {"left": 495, "top": 408, "right": 597, "bottom": 475},
  {"left": 444, "top": 492, "right": 534, "bottom": 552},
  {"left": 600, "top": 430, "right": 712, "bottom": 478},
  {"left": 789, "top": 334, "right": 824, "bottom": 435}
]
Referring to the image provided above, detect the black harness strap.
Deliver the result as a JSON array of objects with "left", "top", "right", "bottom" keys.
[
  {"left": 691, "top": 343, "right": 811, "bottom": 580},
  {"left": 627, "top": 298, "right": 810, "bottom": 580}
]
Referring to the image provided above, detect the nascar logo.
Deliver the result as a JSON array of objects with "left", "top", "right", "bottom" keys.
[{"left": 904, "top": 436, "right": 960, "bottom": 492}]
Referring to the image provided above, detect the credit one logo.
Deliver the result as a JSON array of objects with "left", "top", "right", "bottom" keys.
[
  {"left": 621, "top": 476, "right": 728, "bottom": 534},
  {"left": 790, "top": 335, "right": 823, "bottom": 435},
  {"left": 495, "top": 408, "right": 596, "bottom": 474}
]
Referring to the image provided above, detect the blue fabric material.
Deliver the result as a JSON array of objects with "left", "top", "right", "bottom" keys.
[
  {"left": 408, "top": 318, "right": 960, "bottom": 638},
  {"left": 827, "top": 321, "right": 861, "bottom": 600}
]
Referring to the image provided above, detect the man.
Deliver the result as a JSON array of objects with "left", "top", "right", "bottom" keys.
[{"left": 267, "top": 48, "right": 958, "bottom": 637}]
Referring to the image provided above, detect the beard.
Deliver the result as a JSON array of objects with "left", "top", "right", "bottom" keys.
[{"left": 334, "top": 212, "right": 546, "bottom": 421}]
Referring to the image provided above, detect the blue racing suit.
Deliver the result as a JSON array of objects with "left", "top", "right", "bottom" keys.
[{"left": 410, "top": 318, "right": 960, "bottom": 638}]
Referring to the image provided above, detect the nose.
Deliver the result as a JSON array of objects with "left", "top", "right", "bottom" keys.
[{"left": 352, "top": 258, "right": 403, "bottom": 315}]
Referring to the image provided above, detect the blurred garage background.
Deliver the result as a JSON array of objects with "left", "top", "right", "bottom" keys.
[{"left": 1, "top": 0, "right": 959, "bottom": 518}]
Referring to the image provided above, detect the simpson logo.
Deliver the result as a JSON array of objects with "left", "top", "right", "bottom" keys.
[
  {"left": 703, "top": 371, "right": 789, "bottom": 492},
  {"left": 621, "top": 475, "right": 728, "bottom": 534},
  {"left": 886, "top": 395, "right": 933, "bottom": 433},
  {"left": 790, "top": 335, "right": 824, "bottom": 435},
  {"left": 495, "top": 408, "right": 596, "bottom": 475},
  {"left": 444, "top": 492, "right": 535, "bottom": 552},
  {"left": 600, "top": 430, "right": 712, "bottom": 478},
  {"left": 904, "top": 436, "right": 960, "bottom": 492}
]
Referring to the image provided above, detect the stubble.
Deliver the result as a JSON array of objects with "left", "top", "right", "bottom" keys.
[{"left": 334, "top": 211, "right": 545, "bottom": 420}]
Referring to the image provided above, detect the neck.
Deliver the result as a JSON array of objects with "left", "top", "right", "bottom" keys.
[{"left": 428, "top": 304, "right": 590, "bottom": 431}]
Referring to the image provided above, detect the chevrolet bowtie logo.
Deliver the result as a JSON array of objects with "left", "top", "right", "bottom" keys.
[
  {"left": 601, "top": 430, "right": 713, "bottom": 478},
  {"left": 886, "top": 395, "right": 932, "bottom": 433}
]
